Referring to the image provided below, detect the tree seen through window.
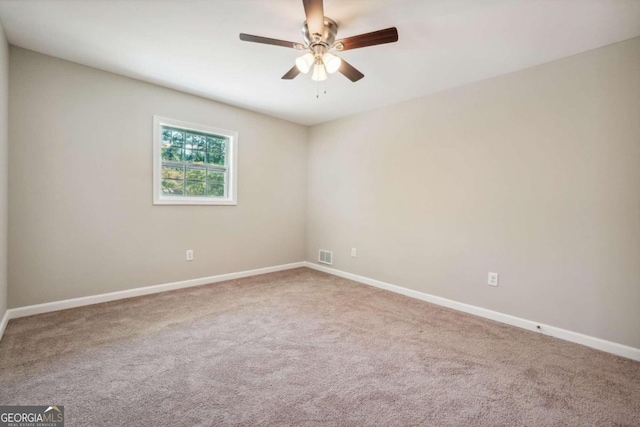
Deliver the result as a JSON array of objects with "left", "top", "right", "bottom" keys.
[{"left": 160, "top": 126, "right": 228, "bottom": 197}]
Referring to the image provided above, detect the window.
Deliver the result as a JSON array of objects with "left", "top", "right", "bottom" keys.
[{"left": 153, "top": 116, "right": 238, "bottom": 205}]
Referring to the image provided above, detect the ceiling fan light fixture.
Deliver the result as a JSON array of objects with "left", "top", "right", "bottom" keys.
[
  {"left": 322, "top": 52, "right": 342, "bottom": 74},
  {"left": 311, "top": 63, "right": 328, "bottom": 81},
  {"left": 295, "top": 53, "right": 315, "bottom": 73},
  {"left": 239, "top": 0, "right": 400, "bottom": 86}
]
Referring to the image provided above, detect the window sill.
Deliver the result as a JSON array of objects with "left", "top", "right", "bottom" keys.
[{"left": 153, "top": 196, "right": 237, "bottom": 206}]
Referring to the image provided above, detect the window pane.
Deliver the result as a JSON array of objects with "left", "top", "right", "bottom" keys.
[
  {"left": 206, "top": 137, "right": 226, "bottom": 166},
  {"left": 207, "top": 169, "right": 225, "bottom": 183},
  {"left": 206, "top": 169, "right": 225, "bottom": 197},
  {"left": 206, "top": 136, "right": 225, "bottom": 152},
  {"left": 162, "top": 128, "right": 172, "bottom": 143},
  {"left": 185, "top": 133, "right": 195, "bottom": 150},
  {"left": 170, "top": 130, "right": 185, "bottom": 148},
  {"left": 162, "top": 145, "right": 183, "bottom": 161},
  {"left": 185, "top": 167, "right": 206, "bottom": 181},
  {"left": 162, "top": 165, "right": 184, "bottom": 180},
  {"left": 185, "top": 181, "right": 206, "bottom": 196},
  {"left": 184, "top": 149, "right": 205, "bottom": 164},
  {"left": 192, "top": 150, "right": 206, "bottom": 164},
  {"left": 193, "top": 134, "right": 207, "bottom": 150},
  {"left": 162, "top": 179, "right": 184, "bottom": 195},
  {"left": 161, "top": 129, "right": 184, "bottom": 161},
  {"left": 206, "top": 182, "right": 225, "bottom": 197}
]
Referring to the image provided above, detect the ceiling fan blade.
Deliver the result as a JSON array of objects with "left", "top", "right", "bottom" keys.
[
  {"left": 338, "top": 59, "right": 364, "bottom": 82},
  {"left": 239, "top": 33, "right": 300, "bottom": 49},
  {"left": 336, "top": 27, "right": 398, "bottom": 51},
  {"left": 282, "top": 66, "right": 301, "bottom": 80},
  {"left": 303, "top": 0, "right": 325, "bottom": 36}
]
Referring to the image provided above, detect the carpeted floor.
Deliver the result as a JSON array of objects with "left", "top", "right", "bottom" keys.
[{"left": 0, "top": 267, "right": 638, "bottom": 426}]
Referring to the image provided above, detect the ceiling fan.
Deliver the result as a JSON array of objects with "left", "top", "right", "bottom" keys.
[{"left": 239, "top": 0, "right": 398, "bottom": 83}]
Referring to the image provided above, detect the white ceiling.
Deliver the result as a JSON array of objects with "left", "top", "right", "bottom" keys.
[{"left": 0, "top": 0, "right": 639, "bottom": 126}]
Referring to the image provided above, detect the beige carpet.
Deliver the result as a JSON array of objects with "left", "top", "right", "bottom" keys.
[{"left": 0, "top": 267, "right": 638, "bottom": 426}]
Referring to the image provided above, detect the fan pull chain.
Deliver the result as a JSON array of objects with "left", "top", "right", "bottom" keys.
[{"left": 314, "top": 78, "right": 328, "bottom": 99}]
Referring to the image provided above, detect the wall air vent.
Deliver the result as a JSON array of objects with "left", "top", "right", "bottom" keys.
[{"left": 318, "top": 250, "right": 333, "bottom": 265}]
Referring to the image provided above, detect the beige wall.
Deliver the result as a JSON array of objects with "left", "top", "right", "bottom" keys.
[
  {"left": 6, "top": 38, "right": 640, "bottom": 349},
  {"left": 8, "top": 47, "right": 307, "bottom": 308},
  {"left": 0, "top": 22, "right": 8, "bottom": 319},
  {"left": 307, "top": 37, "right": 640, "bottom": 348}
]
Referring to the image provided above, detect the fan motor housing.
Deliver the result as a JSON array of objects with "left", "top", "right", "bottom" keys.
[{"left": 302, "top": 17, "right": 338, "bottom": 46}]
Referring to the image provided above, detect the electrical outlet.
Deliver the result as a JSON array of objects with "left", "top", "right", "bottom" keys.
[
  {"left": 186, "top": 250, "right": 194, "bottom": 261},
  {"left": 351, "top": 248, "right": 357, "bottom": 257},
  {"left": 488, "top": 272, "right": 498, "bottom": 287}
]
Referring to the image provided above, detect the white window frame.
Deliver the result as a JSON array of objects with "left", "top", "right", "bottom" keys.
[{"left": 153, "top": 116, "right": 238, "bottom": 205}]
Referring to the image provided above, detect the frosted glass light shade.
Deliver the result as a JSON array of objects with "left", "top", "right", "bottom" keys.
[
  {"left": 295, "top": 53, "right": 315, "bottom": 74},
  {"left": 322, "top": 52, "right": 342, "bottom": 74},
  {"left": 312, "top": 63, "right": 328, "bottom": 81}
]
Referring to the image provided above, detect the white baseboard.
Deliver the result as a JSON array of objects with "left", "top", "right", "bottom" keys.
[
  {"left": 305, "top": 262, "right": 640, "bottom": 362},
  {"left": 0, "top": 309, "right": 9, "bottom": 342},
  {"left": 2, "top": 260, "right": 638, "bottom": 362},
  {"left": 2, "top": 262, "right": 306, "bottom": 330}
]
